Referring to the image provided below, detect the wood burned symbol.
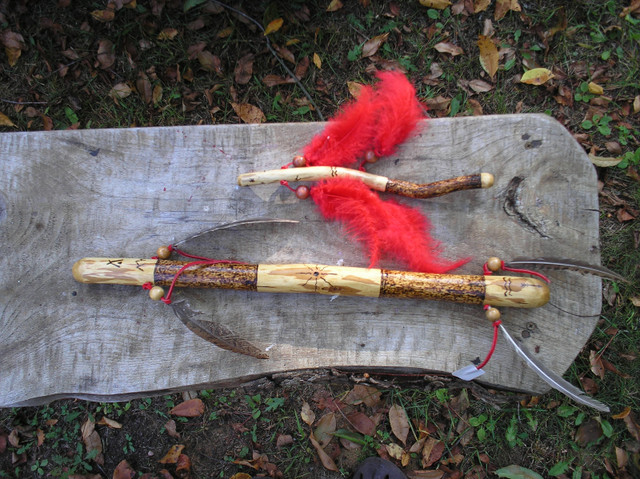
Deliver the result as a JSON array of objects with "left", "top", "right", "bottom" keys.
[
  {"left": 107, "top": 259, "right": 123, "bottom": 268},
  {"left": 135, "top": 259, "right": 145, "bottom": 271},
  {"left": 301, "top": 264, "right": 336, "bottom": 293},
  {"left": 502, "top": 277, "right": 512, "bottom": 297}
]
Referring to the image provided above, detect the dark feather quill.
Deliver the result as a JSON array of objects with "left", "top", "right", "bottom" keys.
[
  {"left": 505, "top": 257, "right": 627, "bottom": 283},
  {"left": 499, "top": 324, "right": 610, "bottom": 412}
]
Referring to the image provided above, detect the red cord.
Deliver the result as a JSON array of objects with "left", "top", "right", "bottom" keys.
[
  {"left": 476, "top": 320, "right": 502, "bottom": 370},
  {"left": 482, "top": 259, "right": 550, "bottom": 283}
]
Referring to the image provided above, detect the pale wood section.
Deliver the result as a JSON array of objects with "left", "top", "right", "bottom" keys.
[
  {"left": 73, "top": 258, "right": 156, "bottom": 285},
  {"left": 238, "top": 166, "right": 389, "bottom": 191},
  {"left": 483, "top": 276, "right": 549, "bottom": 308},
  {"left": 481, "top": 173, "right": 494, "bottom": 188},
  {"left": 0, "top": 115, "right": 602, "bottom": 406},
  {"left": 257, "top": 264, "right": 381, "bottom": 297}
]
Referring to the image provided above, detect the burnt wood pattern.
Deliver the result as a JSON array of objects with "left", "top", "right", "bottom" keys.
[
  {"left": 385, "top": 173, "right": 483, "bottom": 198},
  {"left": 380, "top": 270, "right": 486, "bottom": 304},
  {"left": 154, "top": 260, "right": 259, "bottom": 290}
]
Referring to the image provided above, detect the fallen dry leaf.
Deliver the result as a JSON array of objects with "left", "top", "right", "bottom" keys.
[
  {"left": 97, "top": 39, "right": 115, "bottom": 69},
  {"left": 617, "top": 208, "right": 636, "bottom": 222},
  {"left": 1, "top": 30, "right": 25, "bottom": 67},
  {"left": 474, "top": 0, "right": 491, "bottom": 13},
  {"left": 157, "top": 28, "right": 179, "bottom": 40},
  {"left": 0, "top": 111, "right": 16, "bottom": 127},
  {"left": 229, "top": 474, "right": 252, "bottom": 479},
  {"left": 264, "top": 18, "right": 283, "bottom": 35},
  {"left": 198, "top": 51, "right": 223, "bottom": 76},
  {"left": 276, "top": 434, "right": 293, "bottom": 448},
  {"left": 136, "top": 71, "right": 152, "bottom": 105},
  {"left": 309, "top": 432, "right": 338, "bottom": 471},
  {"left": 624, "top": 413, "right": 640, "bottom": 441},
  {"left": 422, "top": 437, "right": 445, "bottom": 468},
  {"left": 274, "top": 44, "right": 295, "bottom": 64},
  {"left": 469, "top": 79, "right": 494, "bottom": 92},
  {"left": 314, "top": 412, "right": 336, "bottom": 448},
  {"left": 424, "top": 95, "right": 451, "bottom": 111},
  {"left": 588, "top": 81, "right": 604, "bottom": 95},
  {"left": 575, "top": 418, "right": 603, "bottom": 446},
  {"left": 158, "top": 444, "right": 185, "bottom": 464},
  {"left": 152, "top": 84, "right": 162, "bottom": 105},
  {"left": 419, "top": 0, "right": 452, "bottom": 9},
  {"left": 494, "top": 0, "right": 521, "bottom": 21},
  {"left": 633, "top": 95, "right": 640, "bottom": 113},
  {"left": 347, "top": 81, "right": 365, "bottom": 98},
  {"left": 176, "top": 454, "right": 191, "bottom": 476},
  {"left": 301, "top": 401, "right": 315, "bottom": 425},
  {"left": 313, "top": 52, "right": 322, "bottom": 69},
  {"left": 262, "top": 74, "right": 295, "bottom": 87},
  {"left": 326, "top": 0, "right": 343, "bottom": 11},
  {"left": 363, "top": 33, "right": 389, "bottom": 58},
  {"left": 169, "top": 398, "right": 205, "bottom": 417},
  {"left": 590, "top": 350, "right": 605, "bottom": 379},
  {"left": 386, "top": 442, "right": 404, "bottom": 460},
  {"left": 234, "top": 53, "right": 254, "bottom": 85},
  {"left": 8, "top": 430, "right": 19, "bottom": 448},
  {"left": 434, "top": 41, "right": 464, "bottom": 56},
  {"left": 91, "top": 7, "right": 115, "bottom": 22},
  {"left": 477, "top": 35, "right": 498, "bottom": 78},
  {"left": 389, "top": 404, "right": 410, "bottom": 445},
  {"left": 165, "top": 419, "right": 180, "bottom": 438},
  {"left": 631, "top": 296, "right": 640, "bottom": 307},
  {"left": 109, "top": 83, "right": 132, "bottom": 100},
  {"left": 347, "top": 412, "right": 376, "bottom": 436},
  {"left": 520, "top": 67, "right": 555, "bottom": 85},
  {"left": 113, "top": 460, "right": 136, "bottom": 479},
  {"left": 589, "top": 153, "right": 622, "bottom": 167},
  {"left": 344, "top": 384, "right": 382, "bottom": 407},
  {"left": 406, "top": 470, "right": 444, "bottom": 479}
]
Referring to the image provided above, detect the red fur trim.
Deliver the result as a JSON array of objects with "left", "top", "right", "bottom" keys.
[
  {"left": 303, "top": 85, "right": 376, "bottom": 167},
  {"left": 371, "top": 71, "right": 426, "bottom": 158},
  {"left": 311, "top": 178, "right": 468, "bottom": 273}
]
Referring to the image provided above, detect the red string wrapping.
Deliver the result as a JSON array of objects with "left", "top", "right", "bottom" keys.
[{"left": 476, "top": 319, "right": 502, "bottom": 370}]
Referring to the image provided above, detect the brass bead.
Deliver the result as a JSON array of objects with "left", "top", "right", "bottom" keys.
[
  {"left": 156, "top": 246, "right": 171, "bottom": 260},
  {"left": 295, "top": 185, "right": 310, "bottom": 200},
  {"left": 292, "top": 155, "right": 307, "bottom": 167},
  {"left": 149, "top": 286, "right": 165, "bottom": 301},
  {"left": 486, "top": 257, "right": 502, "bottom": 272},
  {"left": 485, "top": 307, "right": 501, "bottom": 322}
]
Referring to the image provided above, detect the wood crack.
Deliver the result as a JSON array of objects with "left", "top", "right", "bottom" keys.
[{"left": 502, "top": 176, "right": 551, "bottom": 238}]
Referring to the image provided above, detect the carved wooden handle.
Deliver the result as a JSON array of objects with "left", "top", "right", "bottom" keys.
[
  {"left": 73, "top": 258, "right": 549, "bottom": 309},
  {"left": 237, "top": 167, "right": 494, "bottom": 199}
]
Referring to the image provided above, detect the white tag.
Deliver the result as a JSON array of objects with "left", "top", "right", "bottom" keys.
[{"left": 452, "top": 364, "right": 485, "bottom": 381}]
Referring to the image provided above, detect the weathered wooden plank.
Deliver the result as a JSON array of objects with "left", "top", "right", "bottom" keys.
[{"left": 0, "top": 114, "right": 601, "bottom": 407}]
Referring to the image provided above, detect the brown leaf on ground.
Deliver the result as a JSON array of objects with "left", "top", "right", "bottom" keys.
[
  {"left": 276, "top": 433, "right": 293, "bottom": 448},
  {"left": 8, "top": 429, "right": 19, "bottom": 448},
  {"left": 602, "top": 357, "right": 632, "bottom": 378},
  {"left": 434, "top": 42, "right": 464, "bottom": 56},
  {"left": 589, "top": 350, "right": 605, "bottom": 379},
  {"left": 424, "top": 95, "right": 451, "bottom": 111},
  {"left": 159, "top": 444, "right": 186, "bottom": 464},
  {"left": 198, "top": 51, "right": 223, "bottom": 76},
  {"left": 419, "top": 0, "right": 452, "bottom": 9},
  {"left": 469, "top": 79, "right": 493, "bottom": 92},
  {"left": 234, "top": 53, "right": 254, "bottom": 85},
  {"left": 1, "top": 30, "right": 25, "bottom": 67},
  {"left": 422, "top": 438, "right": 445, "bottom": 468},
  {"left": 187, "top": 17, "right": 206, "bottom": 31},
  {"left": 612, "top": 406, "right": 632, "bottom": 420},
  {"left": 113, "top": 459, "right": 136, "bottom": 479},
  {"left": 170, "top": 398, "right": 205, "bottom": 417},
  {"left": 624, "top": 413, "right": 640, "bottom": 441},
  {"left": 301, "top": 401, "right": 316, "bottom": 425},
  {"left": 165, "top": 419, "right": 180, "bottom": 438},
  {"left": 176, "top": 454, "right": 191, "bottom": 477},
  {"left": 575, "top": 418, "right": 603, "bottom": 446},
  {"left": 187, "top": 42, "right": 206, "bottom": 60},
  {"left": 310, "top": 432, "right": 339, "bottom": 471},
  {"left": 0, "top": 112, "right": 16, "bottom": 127},
  {"left": 91, "top": 7, "right": 115, "bottom": 22},
  {"left": 136, "top": 72, "right": 153, "bottom": 105},
  {"left": 274, "top": 44, "right": 295, "bottom": 64},
  {"left": 85, "top": 430, "right": 104, "bottom": 465},
  {"left": 326, "top": 0, "right": 344, "bottom": 12},
  {"left": 264, "top": 18, "right": 284, "bottom": 35},
  {"left": 109, "top": 83, "right": 133, "bottom": 102},
  {"left": 407, "top": 470, "right": 444, "bottom": 479},
  {"left": 474, "top": 0, "right": 491, "bottom": 13},
  {"left": 617, "top": 208, "right": 636, "bottom": 222},
  {"left": 97, "top": 39, "right": 115, "bottom": 69},
  {"left": 314, "top": 412, "right": 336, "bottom": 447},
  {"left": 344, "top": 384, "right": 382, "bottom": 407},
  {"left": 158, "top": 28, "right": 179, "bottom": 41},
  {"left": 262, "top": 74, "right": 295, "bottom": 87},
  {"left": 389, "top": 404, "right": 410, "bottom": 445},
  {"left": 477, "top": 35, "right": 498, "bottom": 78},
  {"left": 494, "top": 0, "right": 521, "bottom": 21},
  {"left": 97, "top": 417, "right": 123, "bottom": 429},
  {"left": 347, "top": 412, "right": 376, "bottom": 436},
  {"left": 294, "top": 56, "right": 310, "bottom": 79},
  {"left": 386, "top": 442, "right": 404, "bottom": 460},
  {"left": 520, "top": 68, "right": 554, "bottom": 85},
  {"left": 579, "top": 375, "right": 599, "bottom": 395},
  {"left": 363, "top": 33, "right": 389, "bottom": 58}
]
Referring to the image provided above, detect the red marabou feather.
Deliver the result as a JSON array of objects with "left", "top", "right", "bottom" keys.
[
  {"left": 370, "top": 71, "right": 426, "bottom": 158},
  {"left": 303, "top": 85, "right": 376, "bottom": 167},
  {"left": 311, "top": 178, "right": 468, "bottom": 273}
]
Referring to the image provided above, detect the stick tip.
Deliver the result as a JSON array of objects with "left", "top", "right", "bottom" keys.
[{"left": 481, "top": 173, "right": 494, "bottom": 189}]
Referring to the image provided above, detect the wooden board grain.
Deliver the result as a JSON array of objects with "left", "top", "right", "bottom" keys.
[{"left": 0, "top": 114, "right": 602, "bottom": 407}]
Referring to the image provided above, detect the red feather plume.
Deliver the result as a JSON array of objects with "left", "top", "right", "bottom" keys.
[{"left": 311, "top": 178, "right": 469, "bottom": 273}]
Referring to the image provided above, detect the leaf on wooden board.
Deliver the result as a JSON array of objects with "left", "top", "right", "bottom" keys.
[
  {"left": 326, "top": 0, "right": 344, "bottom": 12},
  {"left": 234, "top": 53, "right": 254, "bottom": 85},
  {"left": 474, "top": 0, "right": 491, "bottom": 13},
  {"left": 419, "top": 0, "right": 452, "bottom": 9},
  {"left": 347, "top": 412, "right": 376, "bottom": 436},
  {"left": 494, "top": 0, "right": 521, "bottom": 21},
  {"left": 113, "top": 459, "right": 136, "bottom": 479},
  {"left": 309, "top": 432, "right": 339, "bottom": 471},
  {"left": 362, "top": 33, "right": 389, "bottom": 58},
  {"left": 169, "top": 398, "right": 205, "bottom": 417},
  {"left": 158, "top": 444, "right": 186, "bottom": 464},
  {"left": 0, "top": 111, "right": 16, "bottom": 127},
  {"left": 97, "top": 39, "right": 115, "bottom": 69},
  {"left": 589, "top": 153, "right": 621, "bottom": 168},
  {"left": 389, "top": 404, "right": 410, "bottom": 445},
  {"left": 520, "top": 68, "right": 554, "bottom": 85},
  {"left": 477, "top": 35, "right": 498, "bottom": 78},
  {"left": 314, "top": 412, "right": 337, "bottom": 447},
  {"left": 495, "top": 465, "right": 543, "bottom": 479},
  {"left": 157, "top": 28, "right": 179, "bottom": 40},
  {"left": 301, "top": 401, "right": 316, "bottom": 425},
  {"left": 264, "top": 18, "right": 283, "bottom": 36}
]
